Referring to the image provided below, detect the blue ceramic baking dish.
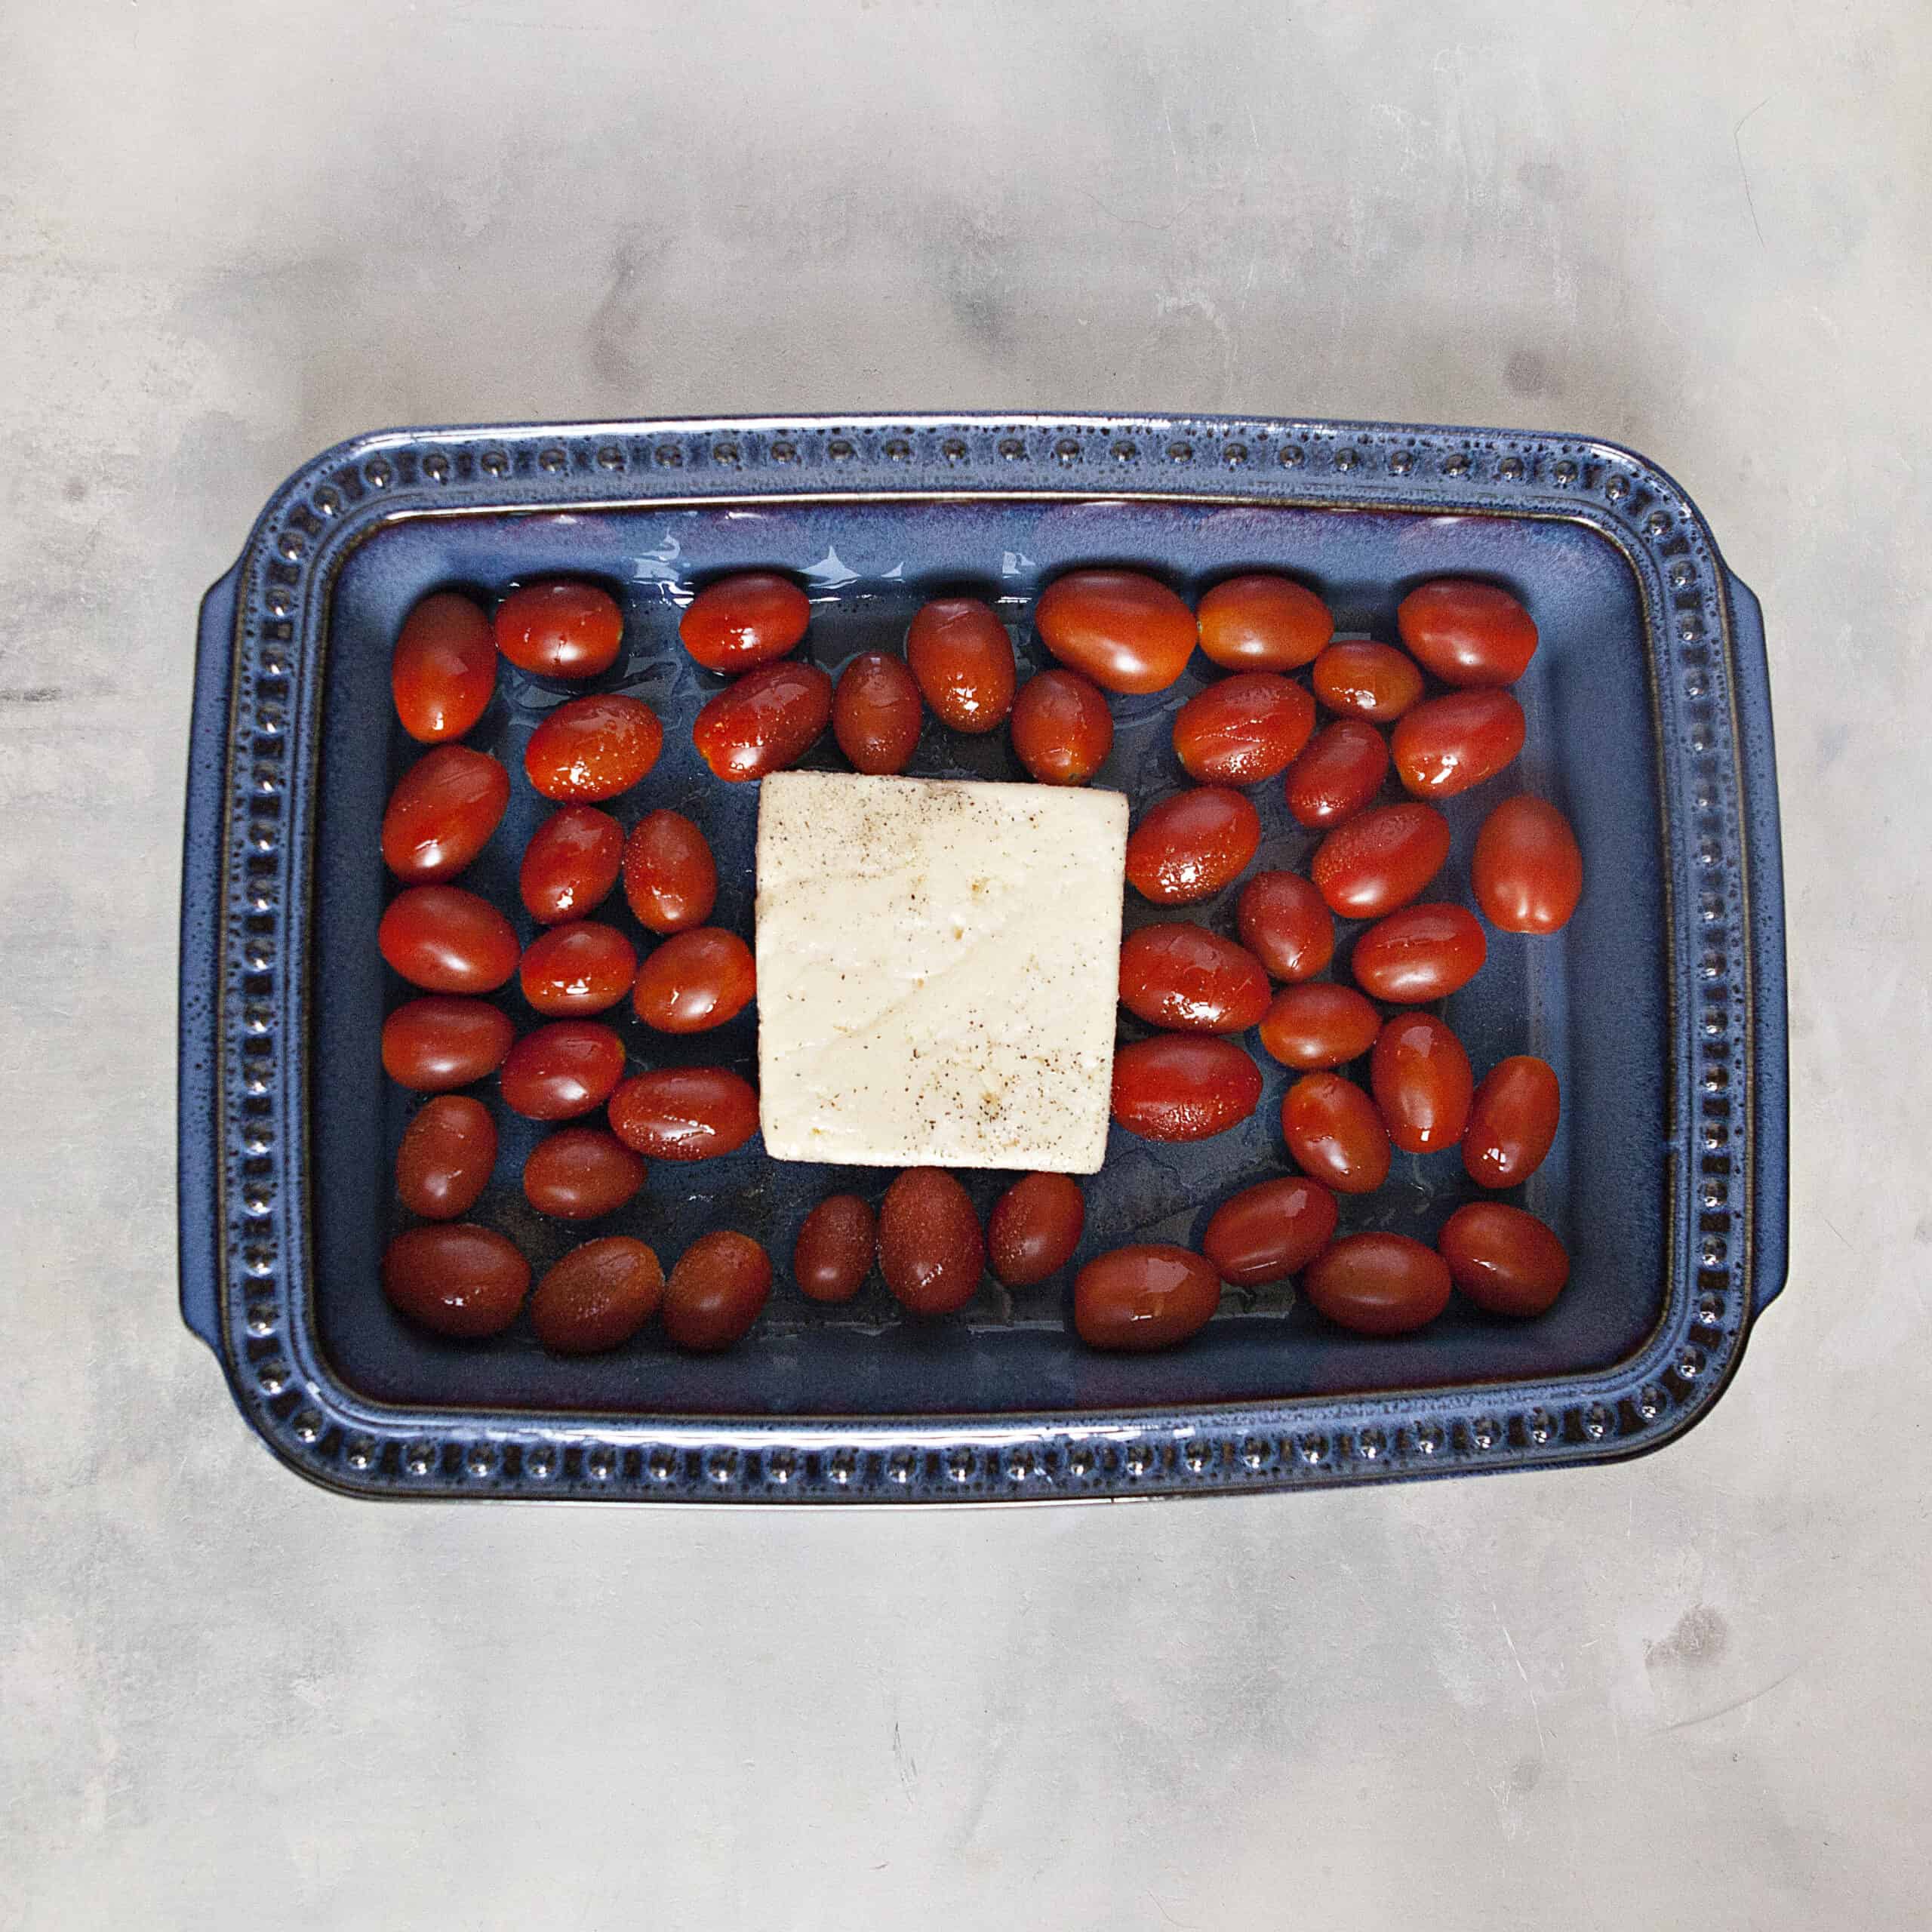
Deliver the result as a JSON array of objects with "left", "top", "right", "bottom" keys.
[{"left": 180, "top": 413, "right": 1786, "bottom": 1500}]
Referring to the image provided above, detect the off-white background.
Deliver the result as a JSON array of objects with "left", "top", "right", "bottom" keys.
[{"left": 3, "top": 2, "right": 1927, "bottom": 1926}]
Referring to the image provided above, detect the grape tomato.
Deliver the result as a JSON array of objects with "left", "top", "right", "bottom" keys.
[
  {"left": 1397, "top": 579, "right": 1537, "bottom": 688},
  {"left": 1172, "top": 672, "right": 1315, "bottom": 785},
  {"left": 520, "top": 805, "right": 623, "bottom": 924},
  {"left": 679, "top": 571, "right": 810, "bottom": 674},
  {"left": 1257, "top": 982, "right": 1381, "bottom": 1070},
  {"left": 379, "top": 886, "right": 519, "bottom": 994},
  {"left": 494, "top": 580, "right": 624, "bottom": 679},
  {"left": 1196, "top": 574, "right": 1332, "bottom": 671},
  {"left": 1035, "top": 570, "right": 1196, "bottom": 694},
  {"left": 1125, "top": 786, "right": 1261, "bottom": 903},
  {"left": 622, "top": 811, "right": 718, "bottom": 933},
  {"left": 1010, "top": 669, "right": 1113, "bottom": 784},
  {"left": 1472, "top": 795, "right": 1583, "bottom": 933},
  {"left": 1351, "top": 903, "right": 1487, "bottom": 1003},
  {"left": 1075, "top": 1245, "right": 1222, "bottom": 1352},
  {"left": 522, "top": 1127, "right": 648, "bottom": 1220},
  {"left": 1302, "top": 1233, "right": 1451, "bottom": 1336},
  {"left": 1284, "top": 718, "right": 1390, "bottom": 829},
  {"left": 531, "top": 1237, "right": 664, "bottom": 1354},
  {"left": 906, "top": 598, "right": 1016, "bottom": 732},
  {"left": 1237, "top": 871, "right": 1334, "bottom": 982},
  {"left": 497, "top": 1020, "right": 627, "bottom": 1121},
  {"left": 1369, "top": 1011, "right": 1473, "bottom": 1154},
  {"left": 663, "top": 1232, "right": 771, "bottom": 1351},
  {"left": 518, "top": 921, "right": 637, "bottom": 1017},
  {"left": 832, "top": 651, "right": 923, "bottom": 774},
  {"left": 1111, "top": 1035, "right": 1263, "bottom": 1141},
  {"left": 1438, "top": 1201, "right": 1570, "bottom": 1315},
  {"left": 1311, "top": 802, "right": 1451, "bottom": 919},
  {"left": 395, "top": 1095, "right": 497, "bottom": 1221},
  {"left": 524, "top": 692, "right": 663, "bottom": 801},
  {"left": 1312, "top": 640, "right": 1423, "bottom": 721},
  {"left": 1463, "top": 1056, "right": 1560, "bottom": 1189},
  {"left": 793, "top": 1195, "right": 877, "bottom": 1303},
  {"left": 1281, "top": 1072, "right": 1392, "bottom": 1194},
  {"left": 381, "top": 1224, "right": 529, "bottom": 1339},
  {"left": 987, "top": 1173, "right": 1085, "bottom": 1288},
  {"left": 692, "top": 660, "right": 832, "bottom": 780},
  {"left": 1391, "top": 689, "right": 1525, "bottom": 798},
  {"left": 392, "top": 591, "right": 496, "bottom": 743},
  {"left": 1118, "top": 924, "right": 1271, "bottom": 1033},
  {"left": 381, "top": 996, "right": 515, "bottom": 1091},
  {"left": 381, "top": 746, "right": 509, "bottom": 883},
  {"left": 1201, "top": 1176, "right": 1338, "bottom": 1287},
  {"left": 878, "top": 1168, "right": 985, "bottom": 1315},
  {"left": 631, "top": 928, "right": 756, "bottom": 1033},
  {"left": 607, "top": 1066, "right": 758, "bottom": 1161}
]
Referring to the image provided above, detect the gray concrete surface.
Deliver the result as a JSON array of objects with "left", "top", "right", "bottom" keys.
[{"left": 4, "top": 2, "right": 1928, "bottom": 1925}]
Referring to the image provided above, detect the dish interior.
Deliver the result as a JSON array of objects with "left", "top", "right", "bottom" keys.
[{"left": 311, "top": 494, "right": 1664, "bottom": 1417}]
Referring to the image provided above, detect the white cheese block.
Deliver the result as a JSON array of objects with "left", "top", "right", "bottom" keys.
[{"left": 755, "top": 771, "right": 1128, "bottom": 1173}]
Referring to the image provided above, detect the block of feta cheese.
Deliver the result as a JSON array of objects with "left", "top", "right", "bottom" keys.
[{"left": 755, "top": 771, "right": 1129, "bottom": 1173}]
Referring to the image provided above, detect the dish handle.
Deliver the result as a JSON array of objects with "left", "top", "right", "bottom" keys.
[
  {"left": 178, "top": 560, "right": 244, "bottom": 1355},
  {"left": 1724, "top": 568, "right": 1789, "bottom": 1318}
]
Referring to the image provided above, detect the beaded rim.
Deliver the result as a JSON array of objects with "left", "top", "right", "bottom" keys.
[{"left": 179, "top": 413, "right": 1785, "bottom": 1502}]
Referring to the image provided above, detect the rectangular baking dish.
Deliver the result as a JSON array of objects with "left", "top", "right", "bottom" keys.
[{"left": 179, "top": 413, "right": 1787, "bottom": 1500}]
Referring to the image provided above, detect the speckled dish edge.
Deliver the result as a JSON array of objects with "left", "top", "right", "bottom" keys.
[{"left": 179, "top": 412, "right": 1787, "bottom": 1502}]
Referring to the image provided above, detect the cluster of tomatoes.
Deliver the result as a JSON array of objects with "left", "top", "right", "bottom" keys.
[
  {"left": 378, "top": 579, "right": 781, "bottom": 1355},
  {"left": 1066, "top": 571, "right": 1580, "bottom": 1346},
  {"left": 373, "top": 561, "right": 1580, "bottom": 1358}
]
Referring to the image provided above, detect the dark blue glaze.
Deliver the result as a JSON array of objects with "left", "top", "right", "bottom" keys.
[{"left": 178, "top": 415, "right": 1787, "bottom": 1500}]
